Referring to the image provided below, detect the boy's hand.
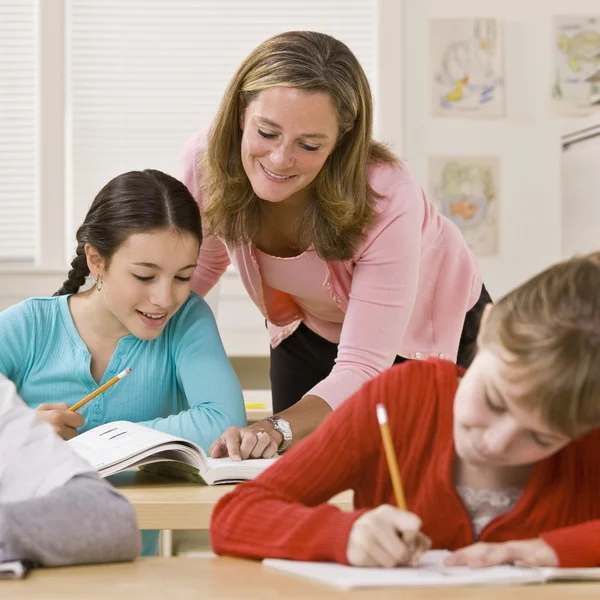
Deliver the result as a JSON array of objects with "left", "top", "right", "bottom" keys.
[
  {"left": 346, "top": 505, "right": 431, "bottom": 568},
  {"left": 446, "top": 539, "right": 558, "bottom": 568},
  {"left": 36, "top": 403, "right": 84, "bottom": 440}
]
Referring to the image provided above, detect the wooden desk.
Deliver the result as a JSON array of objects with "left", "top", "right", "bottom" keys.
[
  {"left": 110, "top": 471, "right": 354, "bottom": 530},
  {"left": 6, "top": 557, "right": 600, "bottom": 600}
]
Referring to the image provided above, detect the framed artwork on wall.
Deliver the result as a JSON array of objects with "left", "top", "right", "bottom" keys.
[
  {"left": 429, "top": 156, "right": 500, "bottom": 257},
  {"left": 430, "top": 18, "right": 505, "bottom": 118}
]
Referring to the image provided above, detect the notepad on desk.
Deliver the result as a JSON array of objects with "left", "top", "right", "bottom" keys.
[
  {"left": 68, "top": 421, "right": 277, "bottom": 485},
  {"left": 264, "top": 550, "right": 600, "bottom": 589},
  {"left": 0, "top": 561, "right": 32, "bottom": 580}
]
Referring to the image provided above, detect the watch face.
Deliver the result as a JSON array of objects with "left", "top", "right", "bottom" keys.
[{"left": 274, "top": 417, "right": 292, "bottom": 439}]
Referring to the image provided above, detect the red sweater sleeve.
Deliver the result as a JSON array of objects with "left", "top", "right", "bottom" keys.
[
  {"left": 210, "top": 366, "right": 416, "bottom": 563},
  {"left": 542, "top": 520, "right": 600, "bottom": 568}
]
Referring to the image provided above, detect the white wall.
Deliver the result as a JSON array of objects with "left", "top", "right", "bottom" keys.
[
  {"left": 0, "top": 271, "right": 66, "bottom": 311},
  {"left": 403, "top": 0, "right": 600, "bottom": 300},
  {"left": 561, "top": 127, "right": 600, "bottom": 258}
]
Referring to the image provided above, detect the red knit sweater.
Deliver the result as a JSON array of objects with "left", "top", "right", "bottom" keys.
[{"left": 210, "top": 359, "right": 600, "bottom": 567}]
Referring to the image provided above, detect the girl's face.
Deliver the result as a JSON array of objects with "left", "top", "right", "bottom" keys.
[
  {"left": 239, "top": 86, "right": 339, "bottom": 206},
  {"left": 91, "top": 229, "right": 199, "bottom": 340},
  {"left": 453, "top": 347, "right": 581, "bottom": 468}
]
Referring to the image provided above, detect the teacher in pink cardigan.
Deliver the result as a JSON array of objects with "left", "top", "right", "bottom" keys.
[{"left": 181, "top": 31, "right": 490, "bottom": 460}]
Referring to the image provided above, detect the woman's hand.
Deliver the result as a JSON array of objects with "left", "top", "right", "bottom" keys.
[
  {"left": 445, "top": 539, "right": 559, "bottom": 569},
  {"left": 209, "top": 421, "right": 282, "bottom": 460},
  {"left": 346, "top": 505, "right": 431, "bottom": 568},
  {"left": 36, "top": 403, "right": 84, "bottom": 440}
]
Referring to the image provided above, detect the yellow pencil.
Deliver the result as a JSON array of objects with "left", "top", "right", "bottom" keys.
[
  {"left": 376, "top": 403, "right": 407, "bottom": 511},
  {"left": 244, "top": 402, "right": 267, "bottom": 409},
  {"left": 68, "top": 368, "right": 132, "bottom": 412}
]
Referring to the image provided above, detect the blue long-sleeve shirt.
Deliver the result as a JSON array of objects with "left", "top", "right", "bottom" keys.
[{"left": 0, "top": 292, "right": 246, "bottom": 451}]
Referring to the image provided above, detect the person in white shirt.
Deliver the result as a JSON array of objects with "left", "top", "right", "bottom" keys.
[{"left": 0, "top": 374, "right": 140, "bottom": 566}]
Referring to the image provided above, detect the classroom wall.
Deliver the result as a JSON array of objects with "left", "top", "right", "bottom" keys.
[
  {"left": 402, "top": 0, "right": 600, "bottom": 300},
  {"left": 561, "top": 128, "right": 600, "bottom": 259}
]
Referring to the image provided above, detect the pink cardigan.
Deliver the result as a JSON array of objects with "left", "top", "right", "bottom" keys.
[{"left": 181, "top": 129, "right": 482, "bottom": 409}]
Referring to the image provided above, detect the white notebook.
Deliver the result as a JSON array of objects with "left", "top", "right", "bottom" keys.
[
  {"left": 68, "top": 421, "right": 276, "bottom": 485},
  {"left": 0, "top": 561, "right": 31, "bottom": 580},
  {"left": 264, "top": 550, "right": 600, "bottom": 589}
]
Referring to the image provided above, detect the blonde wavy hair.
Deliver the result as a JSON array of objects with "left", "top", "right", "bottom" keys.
[
  {"left": 201, "top": 30, "right": 397, "bottom": 260},
  {"left": 479, "top": 252, "right": 600, "bottom": 438}
]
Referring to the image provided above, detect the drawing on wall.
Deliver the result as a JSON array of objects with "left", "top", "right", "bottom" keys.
[
  {"left": 431, "top": 18, "right": 505, "bottom": 118},
  {"left": 429, "top": 156, "right": 499, "bottom": 257},
  {"left": 553, "top": 15, "right": 600, "bottom": 116}
]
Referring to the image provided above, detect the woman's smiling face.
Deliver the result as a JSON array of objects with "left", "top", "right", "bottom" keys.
[{"left": 239, "top": 86, "right": 339, "bottom": 206}]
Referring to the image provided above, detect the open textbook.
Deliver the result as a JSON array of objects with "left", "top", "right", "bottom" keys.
[
  {"left": 264, "top": 550, "right": 600, "bottom": 589},
  {"left": 68, "top": 421, "right": 277, "bottom": 485}
]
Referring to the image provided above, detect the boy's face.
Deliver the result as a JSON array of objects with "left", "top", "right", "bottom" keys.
[{"left": 453, "top": 348, "right": 581, "bottom": 468}]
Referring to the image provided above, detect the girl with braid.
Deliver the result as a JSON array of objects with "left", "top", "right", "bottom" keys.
[{"left": 0, "top": 169, "right": 245, "bottom": 448}]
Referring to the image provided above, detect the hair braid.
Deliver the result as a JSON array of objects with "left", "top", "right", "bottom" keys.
[{"left": 53, "top": 241, "right": 90, "bottom": 296}]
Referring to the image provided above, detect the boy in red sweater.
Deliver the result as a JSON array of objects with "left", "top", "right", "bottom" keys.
[{"left": 210, "top": 252, "right": 600, "bottom": 569}]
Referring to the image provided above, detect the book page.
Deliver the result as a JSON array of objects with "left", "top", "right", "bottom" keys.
[
  {"left": 68, "top": 421, "right": 204, "bottom": 471},
  {"left": 205, "top": 457, "right": 277, "bottom": 472},
  {"left": 203, "top": 456, "right": 278, "bottom": 484},
  {"left": 264, "top": 550, "right": 545, "bottom": 589},
  {"left": 542, "top": 566, "right": 600, "bottom": 582}
]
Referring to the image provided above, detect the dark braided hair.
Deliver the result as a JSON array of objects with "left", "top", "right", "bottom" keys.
[{"left": 54, "top": 169, "right": 201, "bottom": 296}]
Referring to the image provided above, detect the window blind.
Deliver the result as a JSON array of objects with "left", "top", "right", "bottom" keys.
[
  {"left": 0, "top": 0, "right": 37, "bottom": 262},
  {"left": 66, "top": 0, "right": 376, "bottom": 235}
]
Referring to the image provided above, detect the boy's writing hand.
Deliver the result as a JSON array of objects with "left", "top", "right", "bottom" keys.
[
  {"left": 445, "top": 539, "right": 558, "bottom": 568},
  {"left": 346, "top": 505, "right": 431, "bottom": 568},
  {"left": 36, "top": 403, "right": 84, "bottom": 440}
]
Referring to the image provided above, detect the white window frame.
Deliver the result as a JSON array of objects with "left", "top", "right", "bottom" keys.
[
  {"left": 0, "top": 0, "right": 65, "bottom": 277},
  {"left": 0, "top": 0, "right": 404, "bottom": 281}
]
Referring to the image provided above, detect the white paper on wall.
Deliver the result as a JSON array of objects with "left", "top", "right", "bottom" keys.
[
  {"left": 431, "top": 18, "right": 505, "bottom": 118},
  {"left": 429, "top": 156, "right": 500, "bottom": 257},
  {"left": 552, "top": 15, "right": 600, "bottom": 116}
]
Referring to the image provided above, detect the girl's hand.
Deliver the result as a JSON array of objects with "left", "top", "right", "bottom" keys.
[
  {"left": 36, "top": 403, "right": 84, "bottom": 440},
  {"left": 346, "top": 505, "right": 431, "bottom": 568},
  {"left": 445, "top": 539, "right": 559, "bottom": 568},
  {"left": 209, "top": 422, "right": 281, "bottom": 460}
]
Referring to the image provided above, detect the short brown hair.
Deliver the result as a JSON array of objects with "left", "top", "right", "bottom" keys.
[
  {"left": 479, "top": 252, "right": 600, "bottom": 438},
  {"left": 201, "top": 30, "right": 397, "bottom": 260}
]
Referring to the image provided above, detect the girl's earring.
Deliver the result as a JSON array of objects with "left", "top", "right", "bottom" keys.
[{"left": 95, "top": 275, "right": 104, "bottom": 291}]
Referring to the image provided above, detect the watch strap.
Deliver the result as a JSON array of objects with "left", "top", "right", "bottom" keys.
[{"left": 263, "top": 415, "right": 292, "bottom": 453}]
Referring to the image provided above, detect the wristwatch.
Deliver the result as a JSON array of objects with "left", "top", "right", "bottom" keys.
[{"left": 262, "top": 415, "right": 292, "bottom": 453}]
